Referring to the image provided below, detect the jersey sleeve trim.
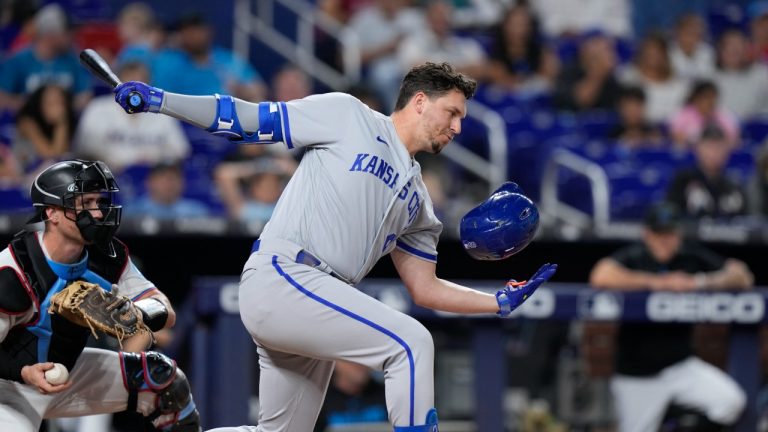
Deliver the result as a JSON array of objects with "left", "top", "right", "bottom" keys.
[
  {"left": 396, "top": 240, "right": 437, "bottom": 263},
  {"left": 8, "top": 248, "right": 39, "bottom": 320},
  {"left": 131, "top": 287, "right": 158, "bottom": 301},
  {"left": 279, "top": 101, "right": 293, "bottom": 149}
]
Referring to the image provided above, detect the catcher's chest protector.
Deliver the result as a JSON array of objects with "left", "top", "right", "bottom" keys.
[{"left": 3, "top": 231, "right": 128, "bottom": 370}]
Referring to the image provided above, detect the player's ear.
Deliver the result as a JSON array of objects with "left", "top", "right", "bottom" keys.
[
  {"left": 414, "top": 92, "right": 426, "bottom": 114},
  {"left": 46, "top": 207, "right": 58, "bottom": 223}
]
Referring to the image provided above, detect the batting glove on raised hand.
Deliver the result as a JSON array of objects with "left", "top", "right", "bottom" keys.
[
  {"left": 496, "top": 263, "right": 557, "bottom": 317},
  {"left": 114, "top": 81, "right": 164, "bottom": 114}
]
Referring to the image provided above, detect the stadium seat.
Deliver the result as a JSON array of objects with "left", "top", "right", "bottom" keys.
[
  {"left": 0, "top": 187, "right": 32, "bottom": 213},
  {"left": 741, "top": 119, "right": 768, "bottom": 149}
]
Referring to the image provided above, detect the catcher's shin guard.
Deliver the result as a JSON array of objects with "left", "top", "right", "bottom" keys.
[
  {"left": 393, "top": 408, "right": 439, "bottom": 432},
  {"left": 120, "top": 351, "right": 201, "bottom": 431}
]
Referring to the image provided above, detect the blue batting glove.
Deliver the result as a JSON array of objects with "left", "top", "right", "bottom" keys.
[
  {"left": 496, "top": 263, "right": 557, "bottom": 317},
  {"left": 114, "top": 81, "right": 164, "bottom": 114}
]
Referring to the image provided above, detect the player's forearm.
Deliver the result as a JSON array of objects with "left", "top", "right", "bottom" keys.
[
  {"left": 589, "top": 259, "right": 656, "bottom": 291},
  {"left": 136, "top": 293, "right": 176, "bottom": 330},
  {"left": 413, "top": 278, "right": 499, "bottom": 314},
  {"left": 159, "top": 92, "right": 262, "bottom": 133},
  {"left": 701, "top": 259, "right": 754, "bottom": 291}
]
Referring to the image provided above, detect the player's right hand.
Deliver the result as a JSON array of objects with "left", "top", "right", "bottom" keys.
[
  {"left": 114, "top": 81, "right": 164, "bottom": 114},
  {"left": 21, "top": 362, "right": 73, "bottom": 395},
  {"left": 496, "top": 263, "right": 558, "bottom": 317}
]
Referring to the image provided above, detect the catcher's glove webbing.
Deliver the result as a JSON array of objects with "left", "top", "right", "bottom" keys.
[{"left": 48, "top": 281, "right": 152, "bottom": 346}]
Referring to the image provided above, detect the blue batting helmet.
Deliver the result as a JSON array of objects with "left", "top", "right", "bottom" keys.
[{"left": 459, "top": 182, "right": 539, "bottom": 261}]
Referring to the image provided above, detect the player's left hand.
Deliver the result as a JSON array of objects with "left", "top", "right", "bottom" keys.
[
  {"left": 21, "top": 363, "right": 73, "bottom": 394},
  {"left": 114, "top": 81, "right": 164, "bottom": 113},
  {"left": 496, "top": 263, "right": 557, "bottom": 317}
]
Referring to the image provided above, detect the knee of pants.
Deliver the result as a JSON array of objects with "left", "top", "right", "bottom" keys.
[
  {"left": 709, "top": 384, "right": 747, "bottom": 425},
  {"left": 406, "top": 322, "right": 435, "bottom": 366}
]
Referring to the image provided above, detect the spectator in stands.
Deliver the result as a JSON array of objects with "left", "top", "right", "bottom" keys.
[
  {"left": 151, "top": 13, "right": 266, "bottom": 101},
  {"left": 669, "top": 13, "right": 715, "bottom": 80},
  {"left": 115, "top": 2, "right": 166, "bottom": 68},
  {"left": 530, "top": 0, "right": 631, "bottom": 39},
  {"left": 666, "top": 124, "right": 748, "bottom": 219},
  {"left": 14, "top": 84, "right": 75, "bottom": 172},
  {"left": 554, "top": 31, "right": 621, "bottom": 111},
  {"left": 214, "top": 156, "right": 295, "bottom": 224},
  {"left": 0, "top": 0, "right": 39, "bottom": 54},
  {"left": 486, "top": 3, "right": 559, "bottom": 93},
  {"left": 450, "top": 0, "right": 508, "bottom": 29},
  {"left": 271, "top": 64, "right": 312, "bottom": 102},
  {"left": 669, "top": 80, "right": 740, "bottom": 148},
  {"left": 589, "top": 202, "right": 751, "bottom": 432},
  {"left": 0, "top": 4, "right": 91, "bottom": 113},
  {"left": 74, "top": 61, "right": 190, "bottom": 173},
  {"left": 397, "top": 0, "right": 487, "bottom": 80},
  {"left": 0, "top": 136, "right": 21, "bottom": 185},
  {"left": 608, "top": 86, "right": 663, "bottom": 149},
  {"left": 348, "top": 0, "right": 425, "bottom": 111},
  {"left": 618, "top": 34, "right": 690, "bottom": 123},
  {"left": 123, "top": 162, "right": 210, "bottom": 220},
  {"left": 314, "top": 360, "right": 387, "bottom": 432},
  {"left": 713, "top": 28, "right": 768, "bottom": 120}
]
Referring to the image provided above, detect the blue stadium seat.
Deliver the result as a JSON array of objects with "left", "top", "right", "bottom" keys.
[
  {"left": 707, "top": 3, "right": 748, "bottom": 40},
  {"left": 117, "top": 164, "right": 153, "bottom": 202},
  {"left": 576, "top": 110, "right": 619, "bottom": 138},
  {"left": 741, "top": 118, "right": 768, "bottom": 149},
  {"left": 0, "top": 187, "right": 32, "bottom": 213},
  {"left": 183, "top": 123, "right": 232, "bottom": 159},
  {"left": 725, "top": 150, "right": 756, "bottom": 184}
]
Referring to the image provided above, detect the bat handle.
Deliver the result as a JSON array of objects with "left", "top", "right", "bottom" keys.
[{"left": 126, "top": 91, "right": 145, "bottom": 113}]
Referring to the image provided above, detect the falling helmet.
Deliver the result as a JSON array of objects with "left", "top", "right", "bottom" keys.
[{"left": 459, "top": 182, "right": 539, "bottom": 261}]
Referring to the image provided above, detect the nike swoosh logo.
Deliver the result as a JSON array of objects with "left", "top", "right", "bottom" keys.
[{"left": 376, "top": 136, "right": 388, "bottom": 146}]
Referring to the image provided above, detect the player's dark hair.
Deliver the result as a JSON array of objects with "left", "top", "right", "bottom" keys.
[{"left": 394, "top": 62, "right": 477, "bottom": 111}]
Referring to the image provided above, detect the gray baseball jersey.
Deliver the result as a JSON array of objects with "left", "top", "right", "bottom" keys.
[
  {"left": 260, "top": 92, "right": 443, "bottom": 284},
  {"left": 227, "top": 92, "right": 443, "bottom": 431}
]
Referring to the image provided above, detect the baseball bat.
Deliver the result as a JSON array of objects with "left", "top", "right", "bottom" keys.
[{"left": 79, "top": 48, "right": 145, "bottom": 113}]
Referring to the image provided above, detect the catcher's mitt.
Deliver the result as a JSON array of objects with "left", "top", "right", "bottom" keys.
[{"left": 48, "top": 281, "right": 151, "bottom": 345}]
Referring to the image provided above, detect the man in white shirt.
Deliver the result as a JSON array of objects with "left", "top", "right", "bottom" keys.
[{"left": 74, "top": 62, "right": 190, "bottom": 172}]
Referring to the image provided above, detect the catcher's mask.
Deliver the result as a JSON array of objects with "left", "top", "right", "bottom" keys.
[
  {"left": 459, "top": 182, "right": 539, "bottom": 261},
  {"left": 28, "top": 160, "right": 122, "bottom": 251}
]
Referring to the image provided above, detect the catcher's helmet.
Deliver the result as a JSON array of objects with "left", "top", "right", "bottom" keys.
[
  {"left": 459, "top": 182, "right": 539, "bottom": 261},
  {"left": 29, "top": 160, "right": 122, "bottom": 249}
]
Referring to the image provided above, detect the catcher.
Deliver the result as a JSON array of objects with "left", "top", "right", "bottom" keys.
[{"left": 0, "top": 159, "right": 200, "bottom": 431}]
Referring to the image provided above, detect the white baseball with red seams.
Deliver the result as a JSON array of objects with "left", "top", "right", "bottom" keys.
[{"left": 44, "top": 363, "right": 68, "bottom": 385}]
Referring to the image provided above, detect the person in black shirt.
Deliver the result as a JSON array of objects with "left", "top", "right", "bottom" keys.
[
  {"left": 608, "top": 86, "right": 664, "bottom": 149},
  {"left": 554, "top": 31, "right": 622, "bottom": 112},
  {"left": 589, "top": 203, "right": 752, "bottom": 432},
  {"left": 666, "top": 124, "right": 748, "bottom": 219}
]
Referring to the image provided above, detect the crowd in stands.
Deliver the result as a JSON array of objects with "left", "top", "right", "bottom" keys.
[{"left": 2, "top": 0, "right": 768, "bottom": 234}]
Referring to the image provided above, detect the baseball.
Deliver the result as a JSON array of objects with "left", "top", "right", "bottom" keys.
[{"left": 44, "top": 363, "right": 69, "bottom": 385}]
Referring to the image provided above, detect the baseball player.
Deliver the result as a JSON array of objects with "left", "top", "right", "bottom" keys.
[
  {"left": 0, "top": 159, "right": 201, "bottom": 431},
  {"left": 114, "top": 62, "right": 557, "bottom": 431}
]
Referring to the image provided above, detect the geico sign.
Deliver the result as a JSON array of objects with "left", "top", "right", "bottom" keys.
[{"left": 647, "top": 292, "right": 764, "bottom": 323}]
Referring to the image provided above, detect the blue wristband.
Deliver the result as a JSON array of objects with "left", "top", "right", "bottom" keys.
[{"left": 496, "top": 289, "right": 512, "bottom": 317}]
